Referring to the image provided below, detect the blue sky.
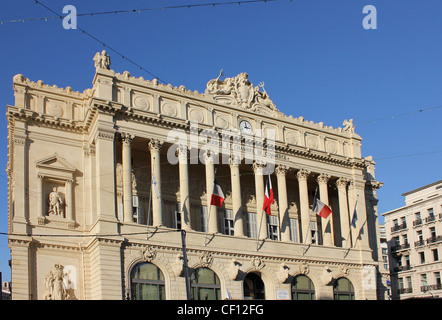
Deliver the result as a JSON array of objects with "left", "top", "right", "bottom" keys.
[{"left": 0, "top": 0, "right": 441, "bottom": 282}]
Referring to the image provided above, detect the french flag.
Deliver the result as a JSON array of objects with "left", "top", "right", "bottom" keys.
[
  {"left": 263, "top": 175, "right": 274, "bottom": 215},
  {"left": 312, "top": 194, "right": 332, "bottom": 219},
  {"left": 210, "top": 178, "right": 225, "bottom": 207}
]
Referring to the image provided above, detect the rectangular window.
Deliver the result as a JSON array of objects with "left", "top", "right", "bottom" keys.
[
  {"left": 421, "top": 274, "right": 427, "bottom": 287},
  {"left": 406, "top": 276, "right": 412, "bottom": 291},
  {"left": 223, "top": 209, "right": 234, "bottom": 236},
  {"left": 267, "top": 215, "right": 279, "bottom": 241},
  {"left": 404, "top": 255, "right": 410, "bottom": 267},
  {"left": 401, "top": 216, "right": 407, "bottom": 228},
  {"left": 435, "top": 272, "right": 441, "bottom": 285},
  {"left": 173, "top": 202, "right": 181, "bottom": 230},
  {"left": 432, "top": 248, "right": 439, "bottom": 261},
  {"left": 290, "top": 218, "right": 300, "bottom": 243},
  {"left": 430, "top": 227, "right": 436, "bottom": 238},
  {"left": 200, "top": 206, "right": 208, "bottom": 233},
  {"left": 428, "top": 208, "right": 434, "bottom": 218},
  {"left": 419, "top": 252, "right": 425, "bottom": 264},
  {"left": 310, "top": 221, "right": 318, "bottom": 244},
  {"left": 417, "top": 230, "right": 423, "bottom": 241},
  {"left": 246, "top": 212, "right": 258, "bottom": 238},
  {"left": 132, "top": 195, "right": 144, "bottom": 224},
  {"left": 398, "top": 277, "right": 404, "bottom": 290}
]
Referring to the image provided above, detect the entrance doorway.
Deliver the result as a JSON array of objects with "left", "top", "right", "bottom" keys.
[{"left": 243, "top": 273, "right": 265, "bottom": 300}]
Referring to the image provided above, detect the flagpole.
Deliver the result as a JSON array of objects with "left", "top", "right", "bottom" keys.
[
  {"left": 256, "top": 208, "right": 265, "bottom": 251},
  {"left": 147, "top": 178, "right": 153, "bottom": 227},
  {"left": 205, "top": 168, "right": 217, "bottom": 246},
  {"left": 350, "top": 195, "right": 359, "bottom": 248},
  {"left": 205, "top": 202, "right": 212, "bottom": 247}
]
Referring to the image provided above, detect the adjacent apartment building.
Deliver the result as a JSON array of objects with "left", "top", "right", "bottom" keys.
[
  {"left": 7, "top": 51, "right": 386, "bottom": 300},
  {"left": 383, "top": 180, "right": 442, "bottom": 299}
]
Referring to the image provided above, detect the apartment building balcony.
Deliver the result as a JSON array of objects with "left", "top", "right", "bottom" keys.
[
  {"left": 421, "top": 283, "right": 442, "bottom": 292},
  {"left": 391, "top": 223, "right": 407, "bottom": 233},
  {"left": 390, "top": 242, "right": 410, "bottom": 252},
  {"left": 415, "top": 239, "right": 426, "bottom": 247},
  {"left": 394, "top": 265, "right": 412, "bottom": 272},
  {"left": 398, "top": 287, "right": 413, "bottom": 294},
  {"left": 413, "top": 219, "right": 423, "bottom": 227},
  {"left": 426, "top": 235, "right": 442, "bottom": 245}
]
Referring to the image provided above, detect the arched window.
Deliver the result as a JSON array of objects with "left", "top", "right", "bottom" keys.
[
  {"left": 243, "top": 273, "right": 265, "bottom": 300},
  {"left": 191, "top": 267, "right": 221, "bottom": 300},
  {"left": 291, "top": 275, "right": 315, "bottom": 300},
  {"left": 333, "top": 277, "right": 355, "bottom": 300},
  {"left": 130, "top": 262, "right": 165, "bottom": 300}
]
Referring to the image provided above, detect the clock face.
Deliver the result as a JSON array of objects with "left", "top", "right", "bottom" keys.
[{"left": 239, "top": 120, "right": 253, "bottom": 134}]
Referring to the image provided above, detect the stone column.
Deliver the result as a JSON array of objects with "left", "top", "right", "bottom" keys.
[
  {"left": 177, "top": 145, "right": 191, "bottom": 230},
  {"left": 149, "top": 139, "right": 164, "bottom": 227},
  {"left": 95, "top": 126, "right": 118, "bottom": 232},
  {"left": 297, "top": 169, "right": 311, "bottom": 244},
  {"left": 317, "top": 173, "right": 333, "bottom": 246},
  {"left": 205, "top": 151, "right": 218, "bottom": 234},
  {"left": 230, "top": 156, "right": 244, "bottom": 236},
  {"left": 65, "top": 179, "right": 75, "bottom": 228},
  {"left": 37, "top": 174, "right": 45, "bottom": 225},
  {"left": 336, "top": 177, "right": 350, "bottom": 248},
  {"left": 122, "top": 133, "right": 133, "bottom": 223},
  {"left": 276, "top": 165, "right": 290, "bottom": 242},
  {"left": 253, "top": 161, "right": 267, "bottom": 240},
  {"left": 12, "top": 125, "right": 28, "bottom": 234}
]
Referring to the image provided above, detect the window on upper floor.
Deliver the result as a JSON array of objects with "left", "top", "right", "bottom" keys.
[
  {"left": 419, "top": 252, "right": 425, "bottom": 264},
  {"left": 432, "top": 248, "right": 439, "bottom": 262}
]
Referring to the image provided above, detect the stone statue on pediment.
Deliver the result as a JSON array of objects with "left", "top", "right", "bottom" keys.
[
  {"left": 205, "top": 71, "right": 276, "bottom": 110},
  {"left": 93, "top": 50, "right": 111, "bottom": 70},
  {"left": 343, "top": 119, "right": 355, "bottom": 133}
]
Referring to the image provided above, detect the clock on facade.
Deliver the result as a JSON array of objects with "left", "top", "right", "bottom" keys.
[{"left": 239, "top": 120, "right": 253, "bottom": 134}]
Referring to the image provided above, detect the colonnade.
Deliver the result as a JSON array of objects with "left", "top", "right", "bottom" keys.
[{"left": 119, "top": 136, "right": 363, "bottom": 248}]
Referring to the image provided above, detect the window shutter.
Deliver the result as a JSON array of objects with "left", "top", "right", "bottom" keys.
[
  {"left": 247, "top": 212, "right": 258, "bottom": 238},
  {"left": 290, "top": 218, "right": 300, "bottom": 243}
]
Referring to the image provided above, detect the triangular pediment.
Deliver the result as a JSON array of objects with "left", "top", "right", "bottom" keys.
[{"left": 35, "top": 153, "right": 76, "bottom": 174}]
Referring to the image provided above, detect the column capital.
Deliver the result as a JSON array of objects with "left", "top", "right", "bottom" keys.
[
  {"left": 121, "top": 132, "right": 134, "bottom": 145},
  {"left": 296, "top": 169, "right": 310, "bottom": 180},
  {"left": 336, "top": 177, "right": 350, "bottom": 188},
  {"left": 229, "top": 155, "right": 241, "bottom": 166},
  {"left": 316, "top": 173, "right": 330, "bottom": 184},
  {"left": 275, "top": 165, "right": 289, "bottom": 176},
  {"left": 252, "top": 161, "right": 266, "bottom": 174},
  {"left": 148, "top": 138, "right": 163, "bottom": 152},
  {"left": 176, "top": 144, "right": 189, "bottom": 159},
  {"left": 203, "top": 150, "right": 216, "bottom": 164}
]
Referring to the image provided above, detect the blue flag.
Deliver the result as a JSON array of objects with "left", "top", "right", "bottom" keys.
[{"left": 351, "top": 201, "right": 358, "bottom": 228}]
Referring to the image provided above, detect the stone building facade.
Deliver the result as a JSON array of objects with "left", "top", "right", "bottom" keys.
[
  {"left": 383, "top": 180, "right": 442, "bottom": 299},
  {"left": 7, "top": 51, "right": 386, "bottom": 300}
]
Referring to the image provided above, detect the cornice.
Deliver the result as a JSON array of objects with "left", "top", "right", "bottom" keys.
[{"left": 123, "top": 241, "right": 365, "bottom": 269}]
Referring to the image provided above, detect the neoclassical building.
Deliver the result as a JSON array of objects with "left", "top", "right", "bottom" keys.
[{"left": 7, "top": 51, "right": 387, "bottom": 300}]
